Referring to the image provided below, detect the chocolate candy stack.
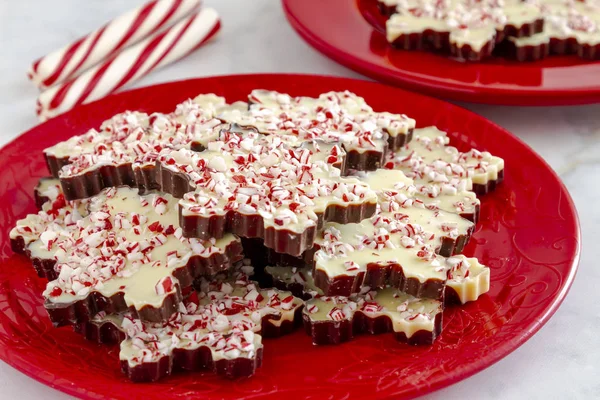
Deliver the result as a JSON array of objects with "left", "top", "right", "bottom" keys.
[
  {"left": 380, "top": 0, "right": 600, "bottom": 62},
  {"left": 10, "top": 89, "right": 503, "bottom": 382}
]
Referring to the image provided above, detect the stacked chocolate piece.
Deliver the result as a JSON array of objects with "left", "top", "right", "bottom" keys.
[
  {"left": 378, "top": 0, "right": 600, "bottom": 61},
  {"left": 10, "top": 89, "right": 504, "bottom": 382}
]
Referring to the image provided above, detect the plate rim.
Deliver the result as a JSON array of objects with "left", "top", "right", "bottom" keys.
[
  {"left": 281, "top": 0, "right": 600, "bottom": 106},
  {"left": 0, "top": 73, "right": 582, "bottom": 399}
]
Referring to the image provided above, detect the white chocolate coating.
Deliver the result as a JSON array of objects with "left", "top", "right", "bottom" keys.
[
  {"left": 266, "top": 265, "right": 442, "bottom": 338},
  {"left": 388, "top": 126, "right": 504, "bottom": 187},
  {"left": 356, "top": 168, "right": 480, "bottom": 217},
  {"left": 219, "top": 89, "right": 415, "bottom": 154},
  {"left": 37, "top": 187, "right": 238, "bottom": 312},
  {"left": 44, "top": 95, "right": 227, "bottom": 178},
  {"left": 510, "top": 0, "right": 600, "bottom": 48},
  {"left": 90, "top": 272, "right": 302, "bottom": 366},
  {"left": 386, "top": 0, "right": 541, "bottom": 51},
  {"left": 159, "top": 131, "right": 378, "bottom": 234}
]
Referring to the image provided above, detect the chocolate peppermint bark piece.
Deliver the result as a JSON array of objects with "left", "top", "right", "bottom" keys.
[
  {"left": 265, "top": 252, "right": 490, "bottom": 306},
  {"left": 36, "top": 186, "right": 242, "bottom": 326},
  {"left": 11, "top": 180, "right": 90, "bottom": 280},
  {"left": 81, "top": 273, "right": 303, "bottom": 382},
  {"left": 445, "top": 255, "right": 490, "bottom": 305},
  {"left": 156, "top": 130, "right": 378, "bottom": 257},
  {"left": 266, "top": 263, "right": 443, "bottom": 345},
  {"left": 220, "top": 89, "right": 415, "bottom": 170},
  {"left": 504, "top": 32, "right": 551, "bottom": 61},
  {"left": 505, "top": 0, "right": 600, "bottom": 61},
  {"left": 44, "top": 95, "right": 229, "bottom": 200},
  {"left": 356, "top": 168, "right": 481, "bottom": 223},
  {"left": 310, "top": 191, "right": 474, "bottom": 298},
  {"left": 385, "top": 0, "right": 543, "bottom": 61},
  {"left": 386, "top": 126, "right": 505, "bottom": 195},
  {"left": 247, "top": 89, "right": 416, "bottom": 149},
  {"left": 303, "top": 289, "right": 443, "bottom": 345}
]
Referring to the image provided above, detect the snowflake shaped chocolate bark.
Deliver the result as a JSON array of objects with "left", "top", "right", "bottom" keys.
[
  {"left": 77, "top": 270, "right": 303, "bottom": 382},
  {"left": 265, "top": 255, "right": 488, "bottom": 345},
  {"left": 262, "top": 170, "right": 477, "bottom": 298},
  {"left": 310, "top": 197, "right": 474, "bottom": 298},
  {"left": 44, "top": 94, "right": 228, "bottom": 200},
  {"left": 31, "top": 186, "right": 243, "bottom": 326},
  {"left": 156, "top": 130, "right": 378, "bottom": 256},
  {"left": 355, "top": 168, "right": 481, "bottom": 223},
  {"left": 264, "top": 266, "right": 443, "bottom": 345},
  {"left": 507, "top": 0, "right": 600, "bottom": 61},
  {"left": 219, "top": 90, "right": 416, "bottom": 170},
  {"left": 385, "top": 126, "right": 505, "bottom": 195},
  {"left": 11, "top": 178, "right": 88, "bottom": 280},
  {"left": 266, "top": 250, "right": 490, "bottom": 307},
  {"left": 385, "top": 0, "right": 543, "bottom": 60}
]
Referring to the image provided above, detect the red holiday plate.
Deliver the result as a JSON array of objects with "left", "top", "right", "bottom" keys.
[
  {"left": 0, "top": 74, "right": 579, "bottom": 399},
  {"left": 282, "top": 0, "right": 600, "bottom": 105}
]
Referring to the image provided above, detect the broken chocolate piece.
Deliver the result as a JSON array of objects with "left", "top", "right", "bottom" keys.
[
  {"left": 34, "top": 177, "right": 62, "bottom": 209},
  {"left": 81, "top": 272, "right": 303, "bottom": 382}
]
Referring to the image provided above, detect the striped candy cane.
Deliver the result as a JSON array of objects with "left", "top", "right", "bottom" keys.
[
  {"left": 28, "top": 0, "right": 202, "bottom": 90},
  {"left": 36, "top": 8, "right": 221, "bottom": 121}
]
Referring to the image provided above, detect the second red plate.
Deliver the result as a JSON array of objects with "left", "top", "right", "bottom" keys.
[{"left": 283, "top": 0, "right": 600, "bottom": 105}]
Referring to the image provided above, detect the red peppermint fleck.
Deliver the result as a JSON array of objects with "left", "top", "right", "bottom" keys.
[
  {"left": 155, "top": 276, "right": 174, "bottom": 295},
  {"left": 232, "top": 175, "right": 246, "bottom": 184},
  {"left": 148, "top": 221, "right": 163, "bottom": 232},
  {"left": 288, "top": 202, "right": 301, "bottom": 212}
]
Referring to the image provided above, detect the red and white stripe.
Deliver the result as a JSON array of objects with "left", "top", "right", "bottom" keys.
[
  {"left": 28, "top": 0, "right": 202, "bottom": 90},
  {"left": 36, "top": 8, "right": 221, "bottom": 121}
]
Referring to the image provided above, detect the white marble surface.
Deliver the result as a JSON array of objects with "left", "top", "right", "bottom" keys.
[{"left": 0, "top": 1, "right": 598, "bottom": 399}]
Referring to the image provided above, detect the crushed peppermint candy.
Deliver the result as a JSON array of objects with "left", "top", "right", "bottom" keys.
[
  {"left": 161, "top": 131, "right": 377, "bottom": 236},
  {"left": 37, "top": 187, "right": 239, "bottom": 320},
  {"left": 90, "top": 273, "right": 301, "bottom": 373}
]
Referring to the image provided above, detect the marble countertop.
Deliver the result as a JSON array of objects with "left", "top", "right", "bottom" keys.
[{"left": 1, "top": 0, "right": 598, "bottom": 399}]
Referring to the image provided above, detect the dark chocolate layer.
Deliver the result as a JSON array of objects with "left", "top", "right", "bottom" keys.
[
  {"left": 303, "top": 309, "right": 443, "bottom": 346},
  {"left": 73, "top": 304, "right": 303, "bottom": 382},
  {"left": 389, "top": 20, "right": 544, "bottom": 61},
  {"left": 472, "top": 168, "right": 505, "bottom": 196}
]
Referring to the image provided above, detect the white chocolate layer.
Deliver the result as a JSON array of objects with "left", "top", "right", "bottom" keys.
[
  {"left": 160, "top": 131, "right": 378, "bottom": 234},
  {"left": 39, "top": 187, "right": 238, "bottom": 312},
  {"left": 88, "top": 273, "right": 302, "bottom": 366}
]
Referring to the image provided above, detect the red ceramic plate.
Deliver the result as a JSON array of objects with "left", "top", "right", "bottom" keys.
[
  {"left": 282, "top": 0, "right": 600, "bottom": 105},
  {"left": 0, "top": 74, "right": 579, "bottom": 399}
]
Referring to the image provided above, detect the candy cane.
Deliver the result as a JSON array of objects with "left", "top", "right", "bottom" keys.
[
  {"left": 28, "top": 0, "right": 202, "bottom": 90},
  {"left": 36, "top": 8, "right": 220, "bottom": 121}
]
